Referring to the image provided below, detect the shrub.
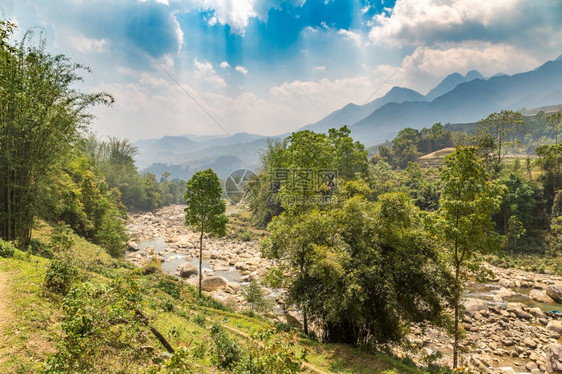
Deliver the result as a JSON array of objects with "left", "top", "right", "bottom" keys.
[
  {"left": 44, "top": 258, "right": 78, "bottom": 295},
  {"left": 28, "top": 239, "right": 53, "bottom": 259},
  {"left": 193, "top": 313, "right": 206, "bottom": 327},
  {"left": 50, "top": 224, "right": 75, "bottom": 253},
  {"left": 158, "top": 279, "right": 181, "bottom": 299},
  {"left": 242, "top": 280, "right": 270, "bottom": 312},
  {"left": 238, "top": 230, "right": 253, "bottom": 242},
  {"left": 0, "top": 240, "right": 16, "bottom": 258},
  {"left": 165, "top": 344, "right": 193, "bottom": 373},
  {"left": 44, "top": 275, "right": 143, "bottom": 372},
  {"left": 235, "top": 327, "right": 305, "bottom": 374},
  {"left": 210, "top": 323, "right": 241, "bottom": 370}
]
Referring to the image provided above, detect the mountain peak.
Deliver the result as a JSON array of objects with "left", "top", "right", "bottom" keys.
[
  {"left": 556, "top": 54, "right": 562, "bottom": 61},
  {"left": 465, "top": 70, "right": 483, "bottom": 81}
]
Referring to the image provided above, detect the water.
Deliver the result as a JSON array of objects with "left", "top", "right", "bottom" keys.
[
  {"left": 465, "top": 282, "right": 560, "bottom": 312},
  {"left": 136, "top": 238, "right": 242, "bottom": 282}
]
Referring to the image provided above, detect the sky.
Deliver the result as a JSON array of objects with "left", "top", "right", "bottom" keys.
[{"left": 1, "top": 0, "right": 562, "bottom": 141}]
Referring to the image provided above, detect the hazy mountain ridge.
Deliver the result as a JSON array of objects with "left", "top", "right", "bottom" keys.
[
  {"left": 348, "top": 57, "right": 562, "bottom": 145},
  {"left": 134, "top": 55, "right": 562, "bottom": 180}
]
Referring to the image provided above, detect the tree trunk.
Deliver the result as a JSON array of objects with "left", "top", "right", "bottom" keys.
[
  {"left": 453, "top": 260, "right": 460, "bottom": 369},
  {"left": 303, "top": 307, "right": 309, "bottom": 336},
  {"left": 199, "top": 230, "right": 203, "bottom": 298}
]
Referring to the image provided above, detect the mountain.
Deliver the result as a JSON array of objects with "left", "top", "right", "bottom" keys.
[
  {"left": 349, "top": 57, "right": 562, "bottom": 146},
  {"left": 133, "top": 133, "right": 276, "bottom": 180},
  {"left": 425, "top": 70, "right": 484, "bottom": 101},
  {"left": 301, "top": 86, "right": 425, "bottom": 133}
]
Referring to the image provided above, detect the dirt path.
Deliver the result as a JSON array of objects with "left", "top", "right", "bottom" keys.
[{"left": 0, "top": 270, "right": 13, "bottom": 366}]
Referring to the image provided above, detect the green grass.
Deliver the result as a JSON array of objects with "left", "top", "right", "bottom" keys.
[{"left": 0, "top": 220, "right": 437, "bottom": 373}]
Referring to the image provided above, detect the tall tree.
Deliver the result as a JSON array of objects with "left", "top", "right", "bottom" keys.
[
  {"left": 436, "top": 147, "right": 504, "bottom": 368},
  {"left": 477, "top": 110, "right": 530, "bottom": 165},
  {"left": 547, "top": 113, "right": 561, "bottom": 191},
  {"left": 0, "top": 21, "right": 112, "bottom": 244},
  {"left": 184, "top": 169, "right": 228, "bottom": 298}
]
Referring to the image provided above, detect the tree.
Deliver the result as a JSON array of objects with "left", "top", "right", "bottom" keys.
[
  {"left": 0, "top": 21, "right": 112, "bottom": 244},
  {"left": 263, "top": 194, "right": 454, "bottom": 344},
  {"left": 477, "top": 110, "right": 530, "bottom": 165},
  {"left": 546, "top": 113, "right": 561, "bottom": 191},
  {"left": 436, "top": 147, "right": 504, "bottom": 368},
  {"left": 184, "top": 169, "right": 228, "bottom": 297}
]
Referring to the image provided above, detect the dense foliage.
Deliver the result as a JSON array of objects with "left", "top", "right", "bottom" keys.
[{"left": 0, "top": 21, "right": 112, "bottom": 245}]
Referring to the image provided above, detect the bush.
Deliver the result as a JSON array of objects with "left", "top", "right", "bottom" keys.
[
  {"left": 235, "top": 327, "right": 305, "bottom": 374},
  {"left": 158, "top": 279, "right": 181, "bottom": 299},
  {"left": 193, "top": 313, "right": 206, "bottom": 327},
  {"left": 44, "top": 257, "right": 78, "bottom": 295},
  {"left": 28, "top": 239, "right": 53, "bottom": 259},
  {"left": 0, "top": 240, "right": 16, "bottom": 258},
  {"left": 242, "top": 280, "right": 271, "bottom": 312},
  {"left": 210, "top": 323, "right": 241, "bottom": 370},
  {"left": 238, "top": 230, "right": 253, "bottom": 242},
  {"left": 44, "top": 276, "right": 143, "bottom": 372}
]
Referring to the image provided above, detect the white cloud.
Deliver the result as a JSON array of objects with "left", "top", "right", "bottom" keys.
[
  {"left": 61, "top": 33, "right": 108, "bottom": 54},
  {"left": 235, "top": 65, "right": 248, "bottom": 75},
  {"left": 193, "top": 59, "right": 226, "bottom": 88},
  {"left": 196, "top": 0, "right": 256, "bottom": 34},
  {"left": 363, "top": 43, "right": 542, "bottom": 94},
  {"left": 312, "top": 65, "right": 326, "bottom": 72},
  {"left": 337, "top": 29, "right": 361, "bottom": 45},
  {"left": 369, "top": 0, "right": 519, "bottom": 46},
  {"left": 220, "top": 61, "right": 231, "bottom": 69}
]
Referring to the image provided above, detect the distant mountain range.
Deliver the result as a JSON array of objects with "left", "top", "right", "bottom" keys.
[{"left": 134, "top": 55, "right": 562, "bottom": 180}]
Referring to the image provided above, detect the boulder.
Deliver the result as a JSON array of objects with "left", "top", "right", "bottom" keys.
[
  {"left": 548, "top": 320, "right": 562, "bottom": 335},
  {"left": 464, "top": 298, "right": 489, "bottom": 316},
  {"left": 530, "top": 289, "right": 555, "bottom": 303},
  {"left": 547, "top": 344, "right": 562, "bottom": 373},
  {"left": 547, "top": 285, "right": 562, "bottom": 304},
  {"left": 201, "top": 276, "right": 228, "bottom": 292},
  {"left": 178, "top": 263, "right": 198, "bottom": 278},
  {"left": 127, "top": 240, "right": 139, "bottom": 251}
]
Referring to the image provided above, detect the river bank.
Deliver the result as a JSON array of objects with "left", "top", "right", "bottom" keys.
[{"left": 125, "top": 205, "right": 562, "bottom": 374}]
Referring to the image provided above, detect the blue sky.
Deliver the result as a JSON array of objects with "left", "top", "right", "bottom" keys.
[{"left": 1, "top": 0, "right": 561, "bottom": 140}]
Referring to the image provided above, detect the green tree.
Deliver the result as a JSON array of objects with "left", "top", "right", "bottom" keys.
[
  {"left": 546, "top": 113, "right": 561, "bottom": 191},
  {"left": 263, "top": 194, "right": 453, "bottom": 344},
  {"left": 436, "top": 146, "right": 504, "bottom": 368},
  {"left": 0, "top": 21, "right": 112, "bottom": 244},
  {"left": 184, "top": 169, "right": 228, "bottom": 297},
  {"left": 328, "top": 126, "right": 368, "bottom": 180},
  {"left": 477, "top": 110, "right": 530, "bottom": 165}
]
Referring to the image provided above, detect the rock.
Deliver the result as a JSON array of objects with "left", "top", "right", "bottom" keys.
[
  {"left": 526, "top": 361, "right": 539, "bottom": 371},
  {"left": 178, "top": 263, "right": 198, "bottom": 278},
  {"left": 201, "top": 276, "right": 228, "bottom": 292},
  {"left": 513, "top": 308, "right": 532, "bottom": 320},
  {"left": 464, "top": 298, "right": 489, "bottom": 316},
  {"left": 140, "top": 345, "right": 155, "bottom": 353},
  {"left": 284, "top": 312, "right": 302, "bottom": 329},
  {"left": 547, "top": 344, "right": 562, "bottom": 373},
  {"left": 530, "top": 307, "right": 547, "bottom": 319},
  {"left": 499, "top": 279, "right": 515, "bottom": 288},
  {"left": 128, "top": 240, "right": 139, "bottom": 251},
  {"left": 548, "top": 320, "right": 562, "bottom": 335},
  {"left": 530, "top": 289, "right": 555, "bottom": 303},
  {"left": 498, "top": 367, "right": 516, "bottom": 374},
  {"left": 502, "top": 339, "right": 515, "bottom": 347},
  {"left": 547, "top": 285, "right": 562, "bottom": 303},
  {"left": 142, "top": 265, "right": 159, "bottom": 275}
]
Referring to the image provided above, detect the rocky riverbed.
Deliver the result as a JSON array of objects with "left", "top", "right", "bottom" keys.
[
  {"left": 126, "top": 205, "right": 279, "bottom": 310},
  {"left": 126, "top": 205, "right": 562, "bottom": 374}
]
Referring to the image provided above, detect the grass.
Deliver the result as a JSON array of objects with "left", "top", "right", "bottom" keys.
[{"left": 0, "top": 220, "right": 437, "bottom": 373}]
